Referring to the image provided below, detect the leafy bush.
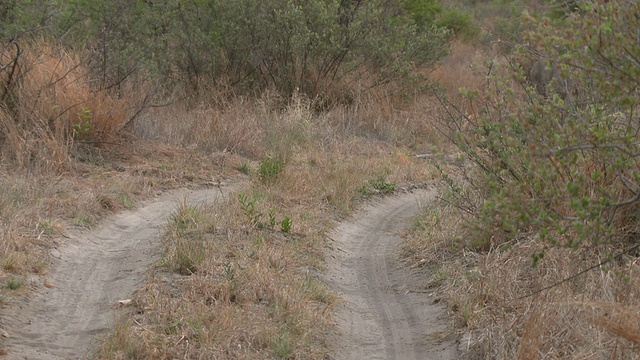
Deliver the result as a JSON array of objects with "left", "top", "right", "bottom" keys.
[
  {"left": 435, "top": 9, "right": 479, "bottom": 40},
  {"left": 441, "top": 1, "right": 640, "bottom": 258},
  {"left": 62, "top": 0, "right": 449, "bottom": 102}
]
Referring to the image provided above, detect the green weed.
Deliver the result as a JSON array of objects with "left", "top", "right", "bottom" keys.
[
  {"left": 369, "top": 177, "right": 397, "bottom": 194},
  {"left": 280, "top": 216, "right": 292, "bottom": 233},
  {"left": 5, "top": 277, "right": 23, "bottom": 290},
  {"left": 258, "top": 156, "right": 285, "bottom": 185}
]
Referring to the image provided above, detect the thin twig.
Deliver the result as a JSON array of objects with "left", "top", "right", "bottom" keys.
[{"left": 513, "top": 242, "right": 640, "bottom": 301}]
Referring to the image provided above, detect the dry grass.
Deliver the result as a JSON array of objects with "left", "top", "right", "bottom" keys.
[
  {"left": 1, "top": 40, "right": 441, "bottom": 359},
  {"left": 96, "top": 86, "right": 438, "bottom": 358},
  {"left": 0, "top": 41, "right": 135, "bottom": 171},
  {"left": 0, "top": 141, "right": 232, "bottom": 293},
  {"left": 0, "top": 41, "right": 232, "bottom": 287},
  {"left": 405, "top": 195, "right": 640, "bottom": 359},
  {"left": 430, "top": 41, "right": 485, "bottom": 99}
]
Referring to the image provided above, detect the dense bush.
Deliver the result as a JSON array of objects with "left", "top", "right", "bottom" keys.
[
  {"left": 441, "top": 0, "right": 640, "bottom": 258},
  {"left": 59, "top": 0, "right": 449, "bottom": 102}
]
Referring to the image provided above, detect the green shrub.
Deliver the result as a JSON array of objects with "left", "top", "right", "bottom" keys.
[
  {"left": 435, "top": 9, "right": 479, "bottom": 40},
  {"left": 61, "top": 0, "right": 448, "bottom": 102},
  {"left": 441, "top": 1, "right": 640, "bottom": 259}
]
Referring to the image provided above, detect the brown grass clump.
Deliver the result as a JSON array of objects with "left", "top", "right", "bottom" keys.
[
  {"left": 0, "top": 41, "right": 130, "bottom": 171},
  {"left": 405, "top": 194, "right": 640, "bottom": 359}
]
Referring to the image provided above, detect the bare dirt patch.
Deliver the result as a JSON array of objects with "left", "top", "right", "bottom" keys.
[
  {"left": 1, "top": 183, "right": 241, "bottom": 359},
  {"left": 325, "top": 189, "right": 457, "bottom": 360}
]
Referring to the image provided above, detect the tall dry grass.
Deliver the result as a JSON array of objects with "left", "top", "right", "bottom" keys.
[
  {"left": 406, "top": 201, "right": 640, "bottom": 359},
  {"left": 0, "top": 41, "right": 131, "bottom": 171}
]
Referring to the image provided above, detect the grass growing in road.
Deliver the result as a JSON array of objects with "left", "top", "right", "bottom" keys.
[{"left": 95, "top": 95, "right": 435, "bottom": 359}]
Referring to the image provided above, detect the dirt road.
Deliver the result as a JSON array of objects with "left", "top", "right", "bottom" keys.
[
  {"left": 1, "top": 185, "right": 237, "bottom": 359},
  {"left": 325, "top": 189, "right": 458, "bottom": 360}
]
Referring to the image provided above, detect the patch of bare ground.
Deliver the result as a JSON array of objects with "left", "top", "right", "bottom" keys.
[{"left": 325, "top": 189, "right": 458, "bottom": 360}]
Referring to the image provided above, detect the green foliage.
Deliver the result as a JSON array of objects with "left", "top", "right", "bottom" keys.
[
  {"left": 405, "top": 0, "right": 442, "bottom": 29},
  {"left": 280, "top": 216, "right": 292, "bottom": 233},
  {"left": 268, "top": 209, "right": 277, "bottom": 228},
  {"left": 171, "top": 235, "right": 206, "bottom": 275},
  {"left": 5, "top": 277, "right": 23, "bottom": 290},
  {"left": 238, "top": 193, "right": 292, "bottom": 233},
  {"left": 0, "top": 0, "right": 58, "bottom": 41},
  {"left": 167, "top": 199, "right": 207, "bottom": 274},
  {"left": 72, "top": 107, "right": 94, "bottom": 140},
  {"left": 369, "top": 177, "right": 397, "bottom": 194},
  {"left": 435, "top": 9, "right": 479, "bottom": 40},
  {"left": 7, "top": 0, "right": 445, "bottom": 102},
  {"left": 238, "top": 162, "right": 253, "bottom": 175},
  {"left": 74, "top": 214, "right": 94, "bottom": 229},
  {"left": 271, "top": 331, "right": 293, "bottom": 359},
  {"left": 258, "top": 156, "right": 285, "bottom": 185},
  {"left": 238, "top": 193, "right": 263, "bottom": 228},
  {"left": 169, "top": 200, "right": 202, "bottom": 235},
  {"left": 442, "top": 0, "right": 640, "bottom": 254}
]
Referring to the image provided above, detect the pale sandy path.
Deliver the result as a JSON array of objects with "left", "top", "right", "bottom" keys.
[
  {"left": 1, "top": 184, "right": 239, "bottom": 359},
  {"left": 325, "top": 189, "right": 458, "bottom": 360}
]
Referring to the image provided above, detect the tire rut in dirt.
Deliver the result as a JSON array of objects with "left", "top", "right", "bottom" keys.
[
  {"left": 326, "top": 189, "right": 457, "bottom": 360},
  {"left": 1, "top": 185, "right": 238, "bottom": 360}
]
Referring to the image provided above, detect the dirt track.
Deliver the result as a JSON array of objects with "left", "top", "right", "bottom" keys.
[
  {"left": 1, "top": 185, "right": 237, "bottom": 359},
  {"left": 325, "top": 189, "right": 457, "bottom": 360},
  {"left": 2, "top": 186, "right": 456, "bottom": 359}
]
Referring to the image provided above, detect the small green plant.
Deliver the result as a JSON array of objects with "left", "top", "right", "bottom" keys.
[
  {"left": 369, "top": 177, "right": 397, "bottom": 194},
  {"left": 171, "top": 236, "right": 206, "bottom": 275},
  {"left": 357, "top": 184, "right": 374, "bottom": 196},
  {"left": 258, "top": 156, "right": 285, "bottom": 184},
  {"left": 72, "top": 107, "right": 94, "bottom": 140},
  {"left": 238, "top": 193, "right": 263, "bottom": 227},
  {"left": 268, "top": 209, "right": 277, "bottom": 228},
  {"left": 435, "top": 9, "right": 479, "bottom": 40},
  {"left": 303, "top": 275, "right": 332, "bottom": 303},
  {"left": 5, "top": 277, "right": 23, "bottom": 290},
  {"left": 271, "top": 331, "right": 293, "bottom": 359},
  {"left": 37, "top": 219, "right": 59, "bottom": 237},
  {"left": 223, "top": 262, "right": 238, "bottom": 292},
  {"left": 74, "top": 214, "right": 94, "bottom": 229},
  {"left": 238, "top": 162, "right": 253, "bottom": 175},
  {"left": 280, "top": 216, "right": 292, "bottom": 233},
  {"left": 118, "top": 193, "right": 135, "bottom": 210}
]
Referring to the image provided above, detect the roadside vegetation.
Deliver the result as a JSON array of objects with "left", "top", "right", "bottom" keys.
[
  {"left": 405, "top": 0, "right": 640, "bottom": 358},
  {"left": 1, "top": 0, "right": 638, "bottom": 358},
  {"left": 0, "top": 0, "right": 452, "bottom": 358}
]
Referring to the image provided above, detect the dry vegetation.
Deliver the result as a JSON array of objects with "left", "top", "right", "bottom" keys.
[
  {"left": 0, "top": 42, "right": 236, "bottom": 297},
  {"left": 0, "top": 38, "right": 440, "bottom": 359},
  {"left": 403, "top": 6, "right": 640, "bottom": 358},
  {"left": 2, "top": 0, "right": 638, "bottom": 358},
  {"left": 406, "top": 197, "right": 640, "bottom": 359},
  {"left": 96, "top": 90, "right": 436, "bottom": 359}
]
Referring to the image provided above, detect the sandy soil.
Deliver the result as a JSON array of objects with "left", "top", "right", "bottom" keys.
[
  {"left": 1, "top": 184, "right": 238, "bottom": 359},
  {"left": 325, "top": 189, "right": 458, "bottom": 360}
]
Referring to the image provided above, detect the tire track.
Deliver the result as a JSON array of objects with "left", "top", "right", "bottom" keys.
[
  {"left": 326, "top": 189, "right": 457, "bottom": 360},
  {"left": 1, "top": 184, "right": 240, "bottom": 360}
]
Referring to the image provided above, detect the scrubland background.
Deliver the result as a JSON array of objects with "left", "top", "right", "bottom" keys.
[{"left": 0, "top": 0, "right": 638, "bottom": 358}]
